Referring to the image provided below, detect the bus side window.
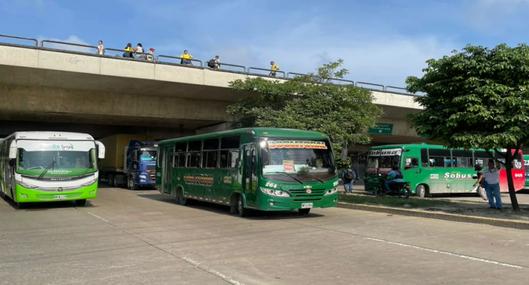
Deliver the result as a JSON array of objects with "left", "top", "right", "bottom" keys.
[{"left": 421, "top": 149, "right": 428, "bottom": 167}]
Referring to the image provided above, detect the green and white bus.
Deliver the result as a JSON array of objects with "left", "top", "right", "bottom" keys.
[
  {"left": 366, "top": 143, "right": 525, "bottom": 197},
  {"left": 157, "top": 128, "right": 339, "bottom": 216},
  {"left": 0, "top": 132, "right": 105, "bottom": 206}
]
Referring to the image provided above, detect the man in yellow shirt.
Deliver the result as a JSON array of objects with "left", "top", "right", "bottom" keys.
[
  {"left": 180, "top": 50, "right": 193, "bottom": 65},
  {"left": 269, "top": 61, "right": 279, "bottom": 77}
]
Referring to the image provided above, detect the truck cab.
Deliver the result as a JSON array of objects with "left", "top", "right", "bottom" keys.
[{"left": 125, "top": 141, "right": 157, "bottom": 189}]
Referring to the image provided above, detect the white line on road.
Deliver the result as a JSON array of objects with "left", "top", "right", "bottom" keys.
[
  {"left": 182, "top": 256, "right": 243, "bottom": 285},
  {"left": 364, "top": 237, "right": 524, "bottom": 269},
  {"left": 86, "top": 211, "right": 110, "bottom": 223}
]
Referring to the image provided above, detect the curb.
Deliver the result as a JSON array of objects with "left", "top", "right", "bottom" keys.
[{"left": 337, "top": 202, "right": 529, "bottom": 230}]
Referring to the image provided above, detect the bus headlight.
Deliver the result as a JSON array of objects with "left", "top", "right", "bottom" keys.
[
  {"left": 19, "top": 180, "right": 38, "bottom": 189},
  {"left": 325, "top": 187, "right": 338, "bottom": 195},
  {"left": 260, "top": 187, "right": 290, "bottom": 197},
  {"left": 139, "top": 174, "right": 147, "bottom": 179},
  {"left": 81, "top": 175, "right": 98, "bottom": 187}
]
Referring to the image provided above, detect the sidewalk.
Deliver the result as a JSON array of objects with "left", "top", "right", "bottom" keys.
[{"left": 338, "top": 185, "right": 529, "bottom": 229}]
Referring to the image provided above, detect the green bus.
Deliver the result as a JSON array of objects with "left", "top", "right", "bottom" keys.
[
  {"left": 157, "top": 128, "right": 339, "bottom": 216},
  {"left": 366, "top": 144, "right": 525, "bottom": 197},
  {"left": 0, "top": 131, "right": 105, "bottom": 206}
]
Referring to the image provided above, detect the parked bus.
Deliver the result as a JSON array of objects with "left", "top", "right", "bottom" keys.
[
  {"left": 157, "top": 128, "right": 339, "bottom": 216},
  {"left": 366, "top": 144, "right": 524, "bottom": 197},
  {"left": 0, "top": 132, "right": 105, "bottom": 206}
]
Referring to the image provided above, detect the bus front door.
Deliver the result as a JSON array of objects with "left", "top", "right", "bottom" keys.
[{"left": 242, "top": 144, "right": 257, "bottom": 207}]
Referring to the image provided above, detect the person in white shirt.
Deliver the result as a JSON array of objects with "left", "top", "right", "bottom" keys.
[
  {"left": 477, "top": 159, "right": 502, "bottom": 209},
  {"left": 97, "top": 40, "right": 104, "bottom": 55},
  {"left": 134, "top": 43, "right": 144, "bottom": 60}
]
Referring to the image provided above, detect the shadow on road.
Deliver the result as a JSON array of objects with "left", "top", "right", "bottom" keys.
[
  {"left": 137, "top": 192, "right": 324, "bottom": 219},
  {"left": 1, "top": 194, "right": 93, "bottom": 210}
]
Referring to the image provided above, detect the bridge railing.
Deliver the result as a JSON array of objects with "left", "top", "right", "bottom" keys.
[
  {"left": 0, "top": 33, "right": 421, "bottom": 96},
  {"left": 212, "top": 62, "right": 246, "bottom": 73},
  {"left": 247, "top": 67, "right": 286, "bottom": 78},
  {"left": 0, "top": 34, "right": 38, "bottom": 48}
]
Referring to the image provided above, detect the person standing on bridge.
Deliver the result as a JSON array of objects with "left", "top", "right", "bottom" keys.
[
  {"left": 180, "top": 50, "right": 193, "bottom": 65},
  {"left": 123, "top": 43, "right": 133, "bottom": 58},
  {"left": 97, "top": 40, "right": 105, "bottom": 56},
  {"left": 207, "top": 55, "right": 221, "bottom": 70},
  {"left": 269, "top": 61, "right": 279, "bottom": 77},
  {"left": 134, "top": 43, "right": 144, "bottom": 60}
]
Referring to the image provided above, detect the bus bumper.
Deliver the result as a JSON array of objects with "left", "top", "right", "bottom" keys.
[
  {"left": 14, "top": 183, "right": 98, "bottom": 203},
  {"left": 257, "top": 193, "right": 339, "bottom": 211}
]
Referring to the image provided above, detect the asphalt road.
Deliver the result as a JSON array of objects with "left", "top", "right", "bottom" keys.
[{"left": 1, "top": 187, "right": 529, "bottom": 285}]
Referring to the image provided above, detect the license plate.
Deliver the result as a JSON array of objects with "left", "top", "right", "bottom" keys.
[
  {"left": 301, "top": 203, "right": 313, "bottom": 209},
  {"left": 55, "top": 195, "right": 67, "bottom": 200}
]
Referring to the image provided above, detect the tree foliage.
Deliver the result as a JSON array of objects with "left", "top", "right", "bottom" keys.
[
  {"left": 226, "top": 60, "right": 381, "bottom": 159},
  {"left": 407, "top": 44, "right": 529, "bottom": 211}
]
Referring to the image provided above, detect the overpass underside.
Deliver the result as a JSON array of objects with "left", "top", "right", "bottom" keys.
[{"left": 0, "top": 44, "right": 424, "bottom": 144}]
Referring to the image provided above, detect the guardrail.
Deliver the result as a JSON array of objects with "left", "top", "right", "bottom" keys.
[
  {"left": 355, "top": 81, "right": 385, "bottom": 91},
  {"left": 0, "top": 34, "right": 38, "bottom": 47},
  {"left": 214, "top": 62, "right": 246, "bottom": 73},
  {"left": 158, "top": 55, "right": 203, "bottom": 67},
  {"left": 247, "top": 67, "right": 286, "bottom": 78},
  {"left": 0, "top": 33, "right": 420, "bottom": 96}
]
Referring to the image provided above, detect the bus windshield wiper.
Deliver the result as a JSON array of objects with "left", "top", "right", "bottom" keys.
[
  {"left": 38, "top": 159, "right": 56, "bottom": 179},
  {"left": 266, "top": 171, "right": 304, "bottom": 184}
]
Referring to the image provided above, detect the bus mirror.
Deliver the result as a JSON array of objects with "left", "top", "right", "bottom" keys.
[
  {"left": 96, "top": 141, "right": 106, "bottom": 159},
  {"left": 8, "top": 141, "right": 17, "bottom": 159},
  {"left": 8, "top": 159, "right": 15, "bottom": 167}
]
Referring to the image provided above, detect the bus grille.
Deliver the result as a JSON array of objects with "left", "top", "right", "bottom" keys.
[{"left": 289, "top": 189, "right": 325, "bottom": 201}]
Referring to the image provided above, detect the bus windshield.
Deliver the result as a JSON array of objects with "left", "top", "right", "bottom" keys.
[
  {"left": 367, "top": 148, "right": 402, "bottom": 170},
  {"left": 261, "top": 140, "right": 334, "bottom": 177},
  {"left": 140, "top": 150, "right": 157, "bottom": 161},
  {"left": 17, "top": 149, "right": 96, "bottom": 177}
]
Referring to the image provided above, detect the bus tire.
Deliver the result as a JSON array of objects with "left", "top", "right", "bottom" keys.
[
  {"left": 298, "top": 208, "right": 311, "bottom": 215},
  {"left": 416, "top": 185, "right": 428, "bottom": 198},
  {"left": 75, "top": 199, "right": 87, "bottom": 207},
  {"left": 108, "top": 174, "right": 114, "bottom": 187},
  {"left": 127, "top": 176, "right": 137, "bottom": 190},
  {"left": 176, "top": 188, "right": 187, "bottom": 205},
  {"left": 232, "top": 194, "right": 247, "bottom": 217}
]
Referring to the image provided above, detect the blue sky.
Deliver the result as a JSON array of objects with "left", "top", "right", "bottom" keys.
[{"left": 2, "top": 0, "right": 529, "bottom": 86}]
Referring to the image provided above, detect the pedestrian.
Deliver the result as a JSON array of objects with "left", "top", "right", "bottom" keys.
[
  {"left": 97, "top": 40, "right": 105, "bottom": 56},
  {"left": 134, "top": 43, "right": 144, "bottom": 60},
  {"left": 123, "top": 43, "right": 133, "bottom": 58},
  {"left": 180, "top": 49, "right": 193, "bottom": 65},
  {"left": 342, "top": 167, "right": 356, "bottom": 193},
  {"left": 207, "top": 55, "right": 221, "bottom": 70},
  {"left": 269, "top": 61, "right": 279, "bottom": 77},
  {"left": 475, "top": 159, "right": 502, "bottom": 209},
  {"left": 146, "top": 48, "right": 155, "bottom": 62}
]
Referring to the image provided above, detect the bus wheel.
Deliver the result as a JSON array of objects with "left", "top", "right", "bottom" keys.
[
  {"left": 416, "top": 185, "right": 428, "bottom": 198},
  {"left": 108, "top": 174, "right": 114, "bottom": 187},
  {"left": 176, "top": 188, "right": 187, "bottom": 205},
  {"left": 298, "top": 208, "right": 311, "bottom": 215},
  {"left": 127, "top": 176, "right": 137, "bottom": 190},
  {"left": 232, "top": 195, "right": 247, "bottom": 217},
  {"left": 75, "top": 199, "right": 87, "bottom": 207}
]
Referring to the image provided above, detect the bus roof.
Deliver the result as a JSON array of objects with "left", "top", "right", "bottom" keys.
[
  {"left": 6, "top": 131, "right": 95, "bottom": 141},
  {"left": 369, "top": 143, "right": 447, "bottom": 150},
  {"left": 159, "top": 128, "right": 329, "bottom": 145}
]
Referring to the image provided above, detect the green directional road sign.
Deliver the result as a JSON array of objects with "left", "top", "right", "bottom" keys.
[{"left": 368, "top": 123, "right": 393, "bottom": 135}]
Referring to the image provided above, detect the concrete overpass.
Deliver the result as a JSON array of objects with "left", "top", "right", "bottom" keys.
[{"left": 0, "top": 40, "right": 423, "bottom": 143}]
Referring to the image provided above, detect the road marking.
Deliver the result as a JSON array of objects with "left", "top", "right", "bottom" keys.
[
  {"left": 86, "top": 211, "right": 110, "bottom": 223},
  {"left": 182, "top": 256, "right": 243, "bottom": 285},
  {"left": 85, "top": 210, "right": 242, "bottom": 284},
  {"left": 364, "top": 237, "right": 524, "bottom": 269}
]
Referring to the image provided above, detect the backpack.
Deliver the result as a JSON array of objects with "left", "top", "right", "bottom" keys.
[{"left": 207, "top": 59, "right": 216, "bottom": 68}]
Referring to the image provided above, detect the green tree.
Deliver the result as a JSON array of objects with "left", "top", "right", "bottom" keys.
[
  {"left": 407, "top": 44, "right": 529, "bottom": 211},
  {"left": 227, "top": 60, "right": 381, "bottom": 161}
]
